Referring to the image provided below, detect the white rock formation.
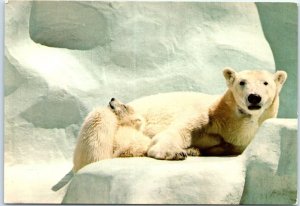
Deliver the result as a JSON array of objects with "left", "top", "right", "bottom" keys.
[
  {"left": 241, "top": 119, "right": 297, "bottom": 204},
  {"left": 63, "top": 157, "right": 245, "bottom": 204},
  {"left": 62, "top": 119, "right": 297, "bottom": 204},
  {"left": 5, "top": 1, "right": 289, "bottom": 204}
]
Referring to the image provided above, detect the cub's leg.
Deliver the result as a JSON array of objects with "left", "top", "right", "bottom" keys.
[
  {"left": 185, "top": 147, "right": 201, "bottom": 156},
  {"left": 113, "top": 127, "right": 151, "bottom": 158}
]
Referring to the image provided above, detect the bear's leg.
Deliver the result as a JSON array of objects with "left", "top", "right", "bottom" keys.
[
  {"left": 113, "top": 133, "right": 151, "bottom": 158},
  {"left": 147, "top": 130, "right": 188, "bottom": 160},
  {"left": 185, "top": 147, "right": 201, "bottom": 156},
  {"left": 147, "top": 111, "right": 208, "bottom": 160}
]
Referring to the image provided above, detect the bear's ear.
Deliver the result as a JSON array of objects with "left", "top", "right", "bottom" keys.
[
  {"left": 133, "top": 116, "right": 144, "bottom": 130},
  {"left": 274, "top": 70, "right": 287, "bottom": 93},
  {"left": 223, "top": 67, "right": 236, "bottom": 87}
]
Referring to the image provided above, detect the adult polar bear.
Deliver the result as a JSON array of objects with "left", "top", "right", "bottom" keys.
[
  {"left": 52, "top": 67, "right": 286, "bottom": 191},
  {"left": 77, "top": 67, "right": 287, "bottom": 162},
  {"left": 130, "top": 67, "right": 287, "bottom": 160}
]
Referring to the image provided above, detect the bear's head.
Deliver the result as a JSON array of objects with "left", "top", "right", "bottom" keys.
[
  {"left": 109, "top": 98, "right": 144, "bottom": 130},
  {"left": 223, "top": 67, "right": 287, "bottom": 115}
]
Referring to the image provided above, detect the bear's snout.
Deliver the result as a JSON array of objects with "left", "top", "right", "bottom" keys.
[
  {"left": 247, "top": 93, "right": 262, "bottom": 110},
  {"left": 247, "top": 93, "right": 261, "bottom": 105}
]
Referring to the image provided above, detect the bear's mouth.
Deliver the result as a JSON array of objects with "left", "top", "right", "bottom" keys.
[{"left": 248, "top": 105, "right": 261, "bottom": 110}]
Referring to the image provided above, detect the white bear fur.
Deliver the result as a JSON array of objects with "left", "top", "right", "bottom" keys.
[
  {"left": 109, "top": 98, "right": 151, "bottom": 158},
  {"left": 73, "top": 107, "right": 117, "bottom": 172},
  {"left": 73, "top": 99, "right": 151, "bottom": 172},
  {"left": 73, "top": 68, "right": 287, "bottom": 166},
  {"left": 109, "top": 99, "right": 200, "bottom": 158},
  {"left": 143, "top": 68, "right": 287, "bottom": 159}
]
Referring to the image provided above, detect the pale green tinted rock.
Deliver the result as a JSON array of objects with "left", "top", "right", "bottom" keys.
[
  {"left": 241, "top": 118, "right": 297, "bottom": 204},
  {"left": 20, "top": 89, "right": 85, "bottom": 129},
  {"left": 256, "top": 3, "right": 297, "bottom": 118},
  {"left": 5, "top": 1, "right": 291, "bottom": 204},
  {"left": 4, "top": 57, "right": 24, "bottom": 96},
  {"left": 29, "top": 2, "right": 108, "bottom": 50},
  {"left": 63, "top": 157, "right": 245, "bottom": 204}
]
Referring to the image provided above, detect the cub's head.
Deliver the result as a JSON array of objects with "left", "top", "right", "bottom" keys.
[
  {"left": 223, "top": 67, "right": 287, "bottom": 115},
  {"left": 108, "top": 98, "right": 144, "bottom": 130}
]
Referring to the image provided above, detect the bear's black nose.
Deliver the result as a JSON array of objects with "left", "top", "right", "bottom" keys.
[
  {"left": 248, "top": 94, "right": 261, "bottom": 105},
  {"left": 111, "top": 98, "right": 115, "bottom": 102}
]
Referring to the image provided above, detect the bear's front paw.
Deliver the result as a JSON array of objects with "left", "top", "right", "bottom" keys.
[{"left": 147, "top": 143, "right": 187, "bottom": 160}]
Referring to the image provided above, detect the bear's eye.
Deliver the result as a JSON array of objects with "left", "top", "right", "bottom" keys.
[
  {"left": 239, "top": 81, "right": 246, "bottom": 86},
  {"left": 264, "top": 81, "right": 268, "bottom": 86}
]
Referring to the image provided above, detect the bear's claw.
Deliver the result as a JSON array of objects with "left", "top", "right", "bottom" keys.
[
  {"left": 175, "top": 151, "right": 187, "bottom": 160},
  {"left": 149, "top": 148, "right": 187, "bottom": 160},
  {"left": 165, "top": 151, "right": 187, "bottom": 160}
]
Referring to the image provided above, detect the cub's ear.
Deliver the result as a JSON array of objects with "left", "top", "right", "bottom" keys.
[
  {"left": 134, "top": 118, "right": 142, "bottom": 124},
  {"left": 223, "top": 67, "right": 236, "bottom": 87},
  {"left": 133, "top": 116, "right": 145, "bottom": 131},
  {"left": 274, "top": 70, "right": 287, "bottom": 93}
]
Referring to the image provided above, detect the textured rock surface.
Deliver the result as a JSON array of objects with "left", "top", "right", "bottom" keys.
[
  {"left": 241, "top": 119, "right": 297, "bottom": 204},
  {"left": 4, "top": 1, "right": 294, "bottom": 204},
  {"left": 63, "top": 119, "right": 297, "bottom": 204},
  {"left": 29, "top": 2, "right": 108, "bottom": 50},
  {"left": 63, "top": 157, "right": 246, "bottom": 204},
  {"left": 256, "top": 3, "right": 298, "bottom": 118}
]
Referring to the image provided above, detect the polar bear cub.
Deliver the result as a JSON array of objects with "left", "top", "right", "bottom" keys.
[
  {"left": 108, "top": 98, "right": 151, "bottom": 158},
  {"left": 72, "top": 98, "right": 151, "bottom": 172},
  {"left": 53, "top": 99, "right": 151, "bottom": 191}
]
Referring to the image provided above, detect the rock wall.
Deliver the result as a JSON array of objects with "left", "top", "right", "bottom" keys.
[
  {"left": 5, "top": 1, "right": 291, "bottom": 204},
  {"left": 256, "top": 3, "right": 298, "bottom": 118}
]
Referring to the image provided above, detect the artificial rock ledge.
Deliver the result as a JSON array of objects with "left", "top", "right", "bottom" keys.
[
  {"left": 4, "top": 1, "right": 289, "bottom": 203},
  {"left": 62, "top": 118, "right": 297, "bottom": 204}
]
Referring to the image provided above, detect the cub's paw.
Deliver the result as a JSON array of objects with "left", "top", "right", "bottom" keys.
[
  {"left": 147, "top": 143, "right": 187, "bottom": 160},
  {"left": 185, "top": 147, "right": 201, "bottom": 156}
]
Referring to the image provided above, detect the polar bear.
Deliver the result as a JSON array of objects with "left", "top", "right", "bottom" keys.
[
  {"left": 108, "top": 98, "right": 151, "bottom": 158},
  {"left": 53, "top": 99, "right": 150, "bottom": 191},
  {"left": 72, "top": 105, "right": 117, "bottom": 172},
  {"left": 52, "top": 104, "right": 117, "bottom": 190},
  {"left": 74, "top": 68, "right": 287, "bottom": 163},
  {"left": 143, "top": 68, "right": 287, "bottom": 159},
  {"left": 72, "top": 98, "right": 150, "bottom": 172},
  {"left": 119, "top": 68, "right": 287, "bottom": 160}
]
